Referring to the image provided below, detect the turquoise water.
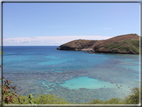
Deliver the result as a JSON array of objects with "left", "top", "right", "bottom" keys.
[
  {"left": 3, "top": 46, "right": 140, "bottom": 103},
  {"left": 39, "top": 58, "right": 75, "bottom": 65},
  {"left": 60, "top": 76, "right": 117, "bottom": 89}
]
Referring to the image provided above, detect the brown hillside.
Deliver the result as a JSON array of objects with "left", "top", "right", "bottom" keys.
[
  {"left": 93, "top": 34, "right": 139, "bottom": 48},
  {"left": 57, "top": 39, "right": 97, "bottom": 51},
  {"left": 57, "top": 34, "right": 140, "bottom": 54},
  {"left": 93, "top": 34, "right": 140, "bottom": 54}
]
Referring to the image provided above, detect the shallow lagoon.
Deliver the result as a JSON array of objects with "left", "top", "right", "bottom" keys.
[
  {"left": 60, "top": 76, "right": 117, "bottom": 89},
  {"left": 3, "top": 46, "right": 139, "bottom": 103}
]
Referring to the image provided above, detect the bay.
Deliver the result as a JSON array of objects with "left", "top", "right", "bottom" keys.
[{"left": 3, "top": 46, "right": 140, "bottom": 103}]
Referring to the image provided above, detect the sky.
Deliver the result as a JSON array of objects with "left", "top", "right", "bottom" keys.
[{"left": 3, "top": 2, "right": 140, "bottom": 46}]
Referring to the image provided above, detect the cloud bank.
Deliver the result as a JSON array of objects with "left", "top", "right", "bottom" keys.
[{"left": 3, "top": 35, "right": 112, "bottom": 46}]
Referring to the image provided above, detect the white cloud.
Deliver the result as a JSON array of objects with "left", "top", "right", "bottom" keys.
[{"left": 3, "top": 35, "right": 112, "bottom": 46}]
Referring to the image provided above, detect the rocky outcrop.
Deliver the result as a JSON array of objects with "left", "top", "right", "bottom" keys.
[
  {"left": 57, "top": 39, "right": 97, "bottom": 52},
  {"left": 57, "top": 34, "right": 140, "bottom": 54}
]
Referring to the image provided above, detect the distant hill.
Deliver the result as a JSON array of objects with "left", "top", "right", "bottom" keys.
[
  {"left": 57, "top": 34, "right": 140, "bottom": 54},
  {"left": 57, "top": 40, "right": 97, "bottom": 51}
]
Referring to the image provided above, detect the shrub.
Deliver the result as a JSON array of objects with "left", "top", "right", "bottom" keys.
[
  {"left": 89, "top": 99, "right": 104, "bottom": 104},
  {"left": 105, "top": 98, "right": 123, "bottom": 104},
  {"left": 34, "top": 94, "right": 70, "bottom": 104},
  {"left": 2, "top": 77, "right": 21, "bottom": 104},
  {"left": 124, "top": 87, "right": 140, "bottom": 104}
]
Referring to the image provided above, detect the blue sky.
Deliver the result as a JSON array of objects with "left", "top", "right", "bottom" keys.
[{"left": 3, "top": 3, "right": 140, "bottom": 46}]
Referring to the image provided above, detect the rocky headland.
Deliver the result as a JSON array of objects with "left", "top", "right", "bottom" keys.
[{"left": 57, "top": 34, "right": 140, "bottom": 54}]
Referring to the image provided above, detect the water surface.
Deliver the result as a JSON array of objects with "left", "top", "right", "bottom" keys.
[{"left": 3, "top": 46, "right": 139, "bottom": 103}]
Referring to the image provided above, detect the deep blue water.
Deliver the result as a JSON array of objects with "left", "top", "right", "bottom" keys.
[{"left": 3, "top": 46, "right": 140, "bottom": 103}]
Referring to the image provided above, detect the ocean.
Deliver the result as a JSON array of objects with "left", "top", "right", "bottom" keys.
[{"left": 3, "top": 46, "right": 140, "bottom": 103}]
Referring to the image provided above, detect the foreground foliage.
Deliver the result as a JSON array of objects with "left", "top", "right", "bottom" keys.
[
  {"left": 89, "top": 85, "right": 141, "bottom": 104},
  {"left": 1, "top": 78, "right": 141, "bottom": 105},
  {"left": 124, "top": 86, "right": 140, "bottom": 104}
]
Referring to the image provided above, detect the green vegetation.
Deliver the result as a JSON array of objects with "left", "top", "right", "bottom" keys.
[
  {"left": 104, "top": 39, "right": 139, "bottom": 53},
  {"left": 124, "top": 86, "right": 140, "bottom": 104},
  {"left": 89, "top": 86, "right": 141, "bottom": 104},
  {"left": 11, "top": 94, "right": 70, "bottom": 104},
  {"left": 1, "top": 77, "right": 141, "bottom": 105},
  {"left": 0, "top": 49, "right": 4, "bottom": 56},
  {"left": 89, "top": 98, "right": 123, "bottom": 104}
]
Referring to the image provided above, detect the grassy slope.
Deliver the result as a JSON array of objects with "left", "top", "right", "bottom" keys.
[
  {"left": 58, "top": 34, "right": 140, "bottom": 54},
  {"left": 103, "top": 39, "right": 139, "bottom": 54}
]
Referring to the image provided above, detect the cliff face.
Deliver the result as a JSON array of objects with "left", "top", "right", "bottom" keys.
[
  {"left": 57, "top": 39, "right": 97, "bottom": 51},
  {"left": 57, "top": 34, "right": 140, "bottom": 54}
]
